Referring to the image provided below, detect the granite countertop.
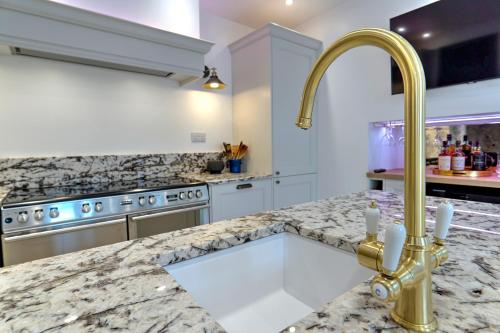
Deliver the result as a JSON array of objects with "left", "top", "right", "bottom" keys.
[
  {"left": 367, "top": 167, "right": 500, "bottom": 188},
  {"left": 0, "top": 186, "right": 10, "bottom": 205},
  {"left": 0, "top": 191, "right": 499, "bottom": 332},
  {"left": 184, "top": 171, "right": 272, "bottom": 185}
]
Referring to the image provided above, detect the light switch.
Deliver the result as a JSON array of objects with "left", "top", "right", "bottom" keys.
[{"left": 191, "top": 132, "right": 206, "bottom": 143}]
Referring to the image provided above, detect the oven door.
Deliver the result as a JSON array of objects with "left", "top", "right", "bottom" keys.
[
  {"left": 1, "top": 217, "right": 127, "bottom": 266},
  {"left": 128, "top": 203, "right": 210, "bottom": 239}
]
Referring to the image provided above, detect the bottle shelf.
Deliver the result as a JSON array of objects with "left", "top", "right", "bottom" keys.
[{"left": 432, "top": 168, "right": 493, "bottom": 177}]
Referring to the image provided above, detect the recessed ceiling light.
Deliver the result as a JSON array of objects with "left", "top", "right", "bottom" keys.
[
  {"left": 285, "top": 0, "right": 294, "bottom": 6},
  {"left": 422, "top": 32, "right": 432, "bottom": 38},
  {"left": 397, "top": 27, "right": 406, "bottom": 33}
]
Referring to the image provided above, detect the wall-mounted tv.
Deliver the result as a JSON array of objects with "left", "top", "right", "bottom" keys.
[{"left": 390, "top": 0, "right": 500, "bottom": 94}]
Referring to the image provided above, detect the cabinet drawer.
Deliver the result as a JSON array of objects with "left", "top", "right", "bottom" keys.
[{"left": 210, "top": 179, "right": 272, "bottom": 223}]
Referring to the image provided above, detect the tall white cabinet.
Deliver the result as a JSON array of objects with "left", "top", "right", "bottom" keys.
[{"left": 229, "top": 23, "right": 322, "bottom": 209}]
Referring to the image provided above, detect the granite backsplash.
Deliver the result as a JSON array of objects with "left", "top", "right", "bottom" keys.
[{"left": 0, "top": 153, "right": 223, "bottom": 189}]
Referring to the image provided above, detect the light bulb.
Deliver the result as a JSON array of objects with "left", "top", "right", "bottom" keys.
[{"left": 285, "top": 0, "right": 294, "bottom": 6}]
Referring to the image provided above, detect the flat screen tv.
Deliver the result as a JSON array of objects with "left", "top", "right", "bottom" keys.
[{"left": 390, "top": 0, "right": 500, "bottom": 94}]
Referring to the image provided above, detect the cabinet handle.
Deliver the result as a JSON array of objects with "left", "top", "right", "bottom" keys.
[
  {"left": 275, "top": 180, "right": 280, "bottom": 185},
  {"left": 275, "top": 171, "right": 280, "bottom": 175},
  {"left": 236, "top": 183, "right": 253, "bottom": 190}
]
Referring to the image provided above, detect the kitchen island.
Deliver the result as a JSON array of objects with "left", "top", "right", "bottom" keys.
[{"left": 0, "top": 191, "right": 498, "bottom": 332}]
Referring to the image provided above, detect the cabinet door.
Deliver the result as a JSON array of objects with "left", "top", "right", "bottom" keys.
[
  {"left": 272, "top": 38, "right": 319, "bottom": 177},
  {"left": 273, "top": 173, "right": 317, "bottom": 210},
  {"left": 383, "top": 179, "right": 405, "bottom": 194},
  {"left": 210, "top": 179, "right": 273, "bottom": 223}
]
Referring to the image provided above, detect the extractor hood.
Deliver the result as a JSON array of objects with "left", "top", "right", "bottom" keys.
[{"left": 0, "top": 0, "right": 214, "bottom": 84}]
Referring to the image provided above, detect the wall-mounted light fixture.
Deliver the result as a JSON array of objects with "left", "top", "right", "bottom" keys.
[{"left": 202, "top": 66, "right": 225, "bottom": 90}]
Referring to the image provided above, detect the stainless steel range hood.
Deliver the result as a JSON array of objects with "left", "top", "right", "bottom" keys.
[{"left": 0, "top": 0, "right": 214, "bottom": 84}]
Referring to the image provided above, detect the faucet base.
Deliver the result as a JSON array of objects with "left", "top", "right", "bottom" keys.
[
  {"left": 390, "top": 236, "right": 437, "bottom": 332},
  {"left": 391, "top": 310, "right": 437, "bottom": 332}
]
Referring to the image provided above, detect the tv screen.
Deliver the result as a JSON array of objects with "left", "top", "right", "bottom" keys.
[{"left": 390, "top": 0, "right": 500, "bottom": 94}]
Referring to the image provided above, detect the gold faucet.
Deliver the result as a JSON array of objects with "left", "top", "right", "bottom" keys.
[{"left": 296, "top": 29, "right": 450, "bottom": 332}]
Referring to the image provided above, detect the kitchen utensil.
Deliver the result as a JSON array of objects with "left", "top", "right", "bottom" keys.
[{"left": 222, "top": 141, "right": 248, "bottom": 160}]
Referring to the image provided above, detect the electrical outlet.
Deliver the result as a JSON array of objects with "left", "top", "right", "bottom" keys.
[{"left": 191, "top": 132, "right": 206, "bottom": 143}]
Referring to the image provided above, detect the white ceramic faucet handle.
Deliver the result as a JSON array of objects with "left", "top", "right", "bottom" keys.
[
  {"left": 365, "top": 201, "right": 380, "bottom": 235},
  {"left": 435, "top": 200, "right": 454, "bottom": 241},
  {"left": 382, "top": 221, "right": 406, "bottom": 273}
]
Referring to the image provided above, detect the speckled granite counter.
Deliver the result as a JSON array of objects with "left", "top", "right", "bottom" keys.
[
  {"left": 0, "top": 186, "right": 10, "bottom": 205},
  {"left": 184, "top": 172, "right": 272, "bottom": 184},
  {"left": 0, "top": 191, "right": 498, "bottom": 332}
]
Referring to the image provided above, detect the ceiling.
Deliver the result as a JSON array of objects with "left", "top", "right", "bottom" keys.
[{"left": 200, "top": 0, "right": 346, "bottom": 28}]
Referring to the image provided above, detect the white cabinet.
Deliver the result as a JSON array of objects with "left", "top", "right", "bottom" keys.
[
  {"left": 210, "top": 179, "right": 273, "bottom": 223},
  {"left": 229, "top": 23, "right": 322, "bottom": 208},
  {"left": 273, "top": 174, "right": 318, "bottom": 210},
  {"left": 383, "top": 179, "right": 405, "bottom": 194},
  {"left": 271, "top": 38, "right": 319, "bottom": 177}
]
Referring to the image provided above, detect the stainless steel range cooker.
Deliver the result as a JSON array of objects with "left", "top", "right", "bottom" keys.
[{"left": 0, "top": 177, "right": 209, "bottom": 266}]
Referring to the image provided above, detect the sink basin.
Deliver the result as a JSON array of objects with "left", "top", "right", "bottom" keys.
[{"left": 165, "top": 233, "right": 372, "bottom": 333}]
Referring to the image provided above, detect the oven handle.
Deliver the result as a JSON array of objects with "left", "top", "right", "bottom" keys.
[
  {"left": 129, "top": 204, "right": 210, "bottom": 222},
  {"left": 3, "top": 218, "right": 126, "bottom": 242}
]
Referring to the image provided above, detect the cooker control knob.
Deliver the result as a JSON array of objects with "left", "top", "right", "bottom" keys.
[
  {"left": 34, "top": 210, "right": 44, "bottom": 221},
  {"left": 49, "top": 208, "right": 59, "bottom": 219},
  {"left": 138, "top": 197, "right": 146, "bottom": 206},
  {"left": 179, "top": 192, "right": 186, "bottom": 200},
  {"left": 148, "top": 196, "right": 156, "bottom": 205},
  {"left": 187, "top": 191, "right": 194, "bottom": 199},
  {"left": 95, "top": 202, "right": 103, "bottom": 213},
  {"left": 17, "top": 212, "right": 29, "bottom": 223},
  {"left": 82, "top": 203, "right": 91, "bottom": 214},
  {"left": 195, "top": 190, "right": 203, "bottom": 198}
]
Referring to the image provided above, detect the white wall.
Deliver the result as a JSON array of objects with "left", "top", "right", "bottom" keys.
[
  {"left": 0, "top": 9, "right": 252, "bottom": 158},
  {"left": 295, "top": 0, "right": 500, "bottom": 198},
  {"left": 50, "top": 0, "right": 200, "bottom": 38}
]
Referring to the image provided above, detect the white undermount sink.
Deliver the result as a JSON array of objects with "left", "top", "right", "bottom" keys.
[{"left": 165, "top": 233, "right": 372, "bottom": 333}]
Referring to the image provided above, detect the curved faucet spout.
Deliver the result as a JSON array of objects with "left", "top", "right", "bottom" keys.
[
  {"left": 296, "top": 28, "right": 426, "bottom": 238},
  {"left": 296, "top": 29, "right": 438, "bottom": 332}
]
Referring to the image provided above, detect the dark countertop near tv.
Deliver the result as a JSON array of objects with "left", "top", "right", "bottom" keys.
[{"left": 367, "top": 168, "right": 500, "bottom": 189}]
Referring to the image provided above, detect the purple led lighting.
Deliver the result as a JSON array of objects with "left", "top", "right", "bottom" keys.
[{"left": 373, "top": 112, "right": 500, "bottom": 127}]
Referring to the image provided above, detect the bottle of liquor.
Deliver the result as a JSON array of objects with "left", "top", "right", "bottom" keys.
[
  {"left": 462, "top": 137, "right": 472, "bottom": 168},
  {"left": 446, "top": 134, "right": 452, "bottom": 145},
  {"left": 472, "top": 140, "right": 486, "bottom": 171},
  {"left": 446, "top": 134, "right": 456, "bottom": 156},
  {"left": 438, "top": 141, "right": 451, "bottom": 172},
  {"left": 452, "top": 140, "right": 465, "bottom": 171}
]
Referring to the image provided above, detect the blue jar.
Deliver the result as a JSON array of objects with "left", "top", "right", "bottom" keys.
[{"left": 229, "top": 159, "right": 242, "bottom": 173}]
